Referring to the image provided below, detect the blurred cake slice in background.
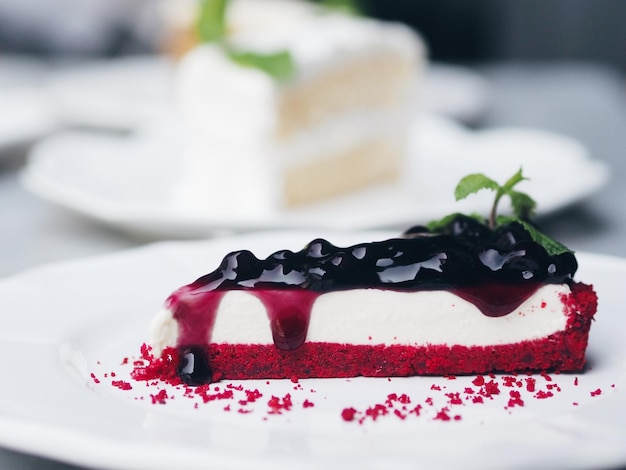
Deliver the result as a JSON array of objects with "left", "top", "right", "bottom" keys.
[{"left": 169, "top": 0, "right": 426, "bottom": 219}]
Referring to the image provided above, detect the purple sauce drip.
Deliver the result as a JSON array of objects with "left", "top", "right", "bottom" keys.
[
  {"left": 171, "top": 289, "right": 321, "bottom": 352},
  {"left": 452, "top": 282, "right": 541, "bottom": 317},
  {"left": 256, "top": 290, "right": 320, "bottom": 350}
]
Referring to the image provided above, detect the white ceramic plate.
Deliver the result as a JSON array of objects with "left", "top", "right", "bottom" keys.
[
  {"left": 0, "top": 57, "right": 57, "bottom": 150},
  {"left": 20, "top": 115, "right": 609, "bottom": 239},
  {"left": 46, "top": 56, "right": 173, "bottom": 131},
  {"left": 0, "top": 231, "right": 624, "bottom": 470},
  {"left": 0, "top": 88, "right": 56, "bottom": 150}
]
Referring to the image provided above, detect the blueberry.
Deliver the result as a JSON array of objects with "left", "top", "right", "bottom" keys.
[
  {"left": 493, "top": 222, "right": 533, "bottom": 248},
  {"left": 445, "top": 215, "right": 491, "bottom": 240},
  {"left": 403, "top": 225, "right": 431, "bottom": 237},
  {"left": 305, "top": 239, "right": 335, "bottom": 259},
  {"left": 177, "top": 346, "right": 213, "bottom": 385}
]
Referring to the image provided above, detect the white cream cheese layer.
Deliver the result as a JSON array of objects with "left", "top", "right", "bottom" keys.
[{"left": 150, "top": 284, "right": 571, "bottom": 355}]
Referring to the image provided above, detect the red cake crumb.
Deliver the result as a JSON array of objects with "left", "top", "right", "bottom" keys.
[
  {"left": 481, "top": 380, "right": 501, "bottom": 397},
  {"left": 196, "top": 387, "right": 234, "bottom": 403},
  {"left": 472, "top": 375, "right": 485, "bottom": 387},
  {"left": 303, "top": 399, "right": 315, "bottom": 408},
  {"left": 590, "top": 388, "right": 602, "bottom": 397},
  {"left": 507, "top": 390, "right": 524, "bottom": 408},
  {"left": 131, "top": 344, "right": 180, "bottom": 385},
  {"left": 242, "top": 388, "right": 262, "bottom": 404},
  {"left": 111, "top": 380, "right": 132, "bottom": 391},
  {"left": 150, "top": 389, "right": 169, "bottom": 405},
  {"left": 434, "top": 408, "right": 454, "bottom": 421},
  {"left": 364, "top": 403, "right": 388, "bottom": 421},
  {"left": 341, "top": 407, "right": 357, "bottom": 422},
  {"left": 90, "top": 373, "right": 100, "bottom": 384},
  {"left": 445, "top": 392, "right": 463, "bottom": 405},
  {"left": 267, "top": 393, "right": 293, "bottom": 414},
  {"left": 393, "top": 409, "right": 407, "bottom": 420},
  {"left": 397, "top": 393, "right": 411, "bottom": 404}
]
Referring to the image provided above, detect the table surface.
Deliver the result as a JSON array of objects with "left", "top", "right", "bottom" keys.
[{"left": 0, "top": 59, "right": 625, "bottom": 470}]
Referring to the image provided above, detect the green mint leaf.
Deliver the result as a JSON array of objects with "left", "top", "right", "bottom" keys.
[
  {"left": 497, "top": 216, "right": 571, "bottom": 256},
  {"left": 454, "top": 173, "right": 499, "bottom": 201},
  {"left": 196, "top": 0, "right": 228, "bottom": 43},
  {"left": 228, "top": 49, "right": 295, "bottom": 82},
  {"left": 501, "top": 168, "right": 527, "bottom": 194},
  {"left": 508, "top": 190, "right": 537, "bottom": 220},
  {"left": 319, "top": 0, "right": 361, "bottom": 15}
]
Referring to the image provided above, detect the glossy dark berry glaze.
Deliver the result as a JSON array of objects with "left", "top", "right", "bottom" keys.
[{"left": 166, "top": 216, "right": 577, "bottom": 384}]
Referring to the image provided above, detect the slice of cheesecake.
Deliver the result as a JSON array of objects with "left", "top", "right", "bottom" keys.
[{"left": 140, "top": 214, "right": 596, "bottom": 385}]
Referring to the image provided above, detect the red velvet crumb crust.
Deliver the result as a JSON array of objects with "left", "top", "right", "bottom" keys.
[{"left": 132, "top": 282, "right": 597, "bottom": 382}]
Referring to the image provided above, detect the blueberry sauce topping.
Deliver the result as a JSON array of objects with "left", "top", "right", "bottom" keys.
[{"left": 166, "top": 215, "right": 578, "bottom": 383}]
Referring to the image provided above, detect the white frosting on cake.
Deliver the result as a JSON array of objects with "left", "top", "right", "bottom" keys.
[
  {"left": 150, "top": 284, "right": 571, "bottom": 355},
  {"left": 171, "top": 0, "right": 424, "bottom": 217}
]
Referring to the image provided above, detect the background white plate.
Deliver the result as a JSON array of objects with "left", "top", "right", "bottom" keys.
[
  {"left": 46, "top": 56, "right": 174, "bottom": 131},
  {"left": 0, "top": 56, "right": 57, "bottom": 151},
  {"left": 21, "top": 115, "right": 609, "bottom": 239},
  {"left": 0, "top": 231, "right": 624, "bottom": 470}
]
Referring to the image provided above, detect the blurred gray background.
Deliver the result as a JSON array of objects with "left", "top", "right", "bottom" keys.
[
  {"left": 0, "top": 0, "right": 624, "bottom": 72},
  {"left": 366, "top": 0, "right": 626, "bottom": 71}
]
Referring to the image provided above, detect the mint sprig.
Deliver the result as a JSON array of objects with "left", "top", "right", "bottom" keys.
[
  {"left": 430, "top": 168, "right": 572, "bottom": 256},
  {"left": 455, "top": 168, "right": 536, "bottom": 229},
  {"left": 319, "top": 0, "right": 361, "bottom": 15},
  {"left": 228, "top": 49, "right": 295, "bottom": 83},
  {"left": 196, "top": 0, "right": 228, "bottom": 43},
  {"left": 195, "top": 0, "right": 296, "bottom": 82}
]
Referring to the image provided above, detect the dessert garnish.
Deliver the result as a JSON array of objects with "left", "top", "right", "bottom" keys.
[
  {"left": 428, "top": 168, "right": 570, "bottom": 256},
  {"left": 194, "top": 0, "right": 364, "bottom": 81},
  {"left": 319, "top": 0, "right": 361, "bottom": 15},
  {"left": 196, "top": 0, "right": 295, "bottom": 81}
]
